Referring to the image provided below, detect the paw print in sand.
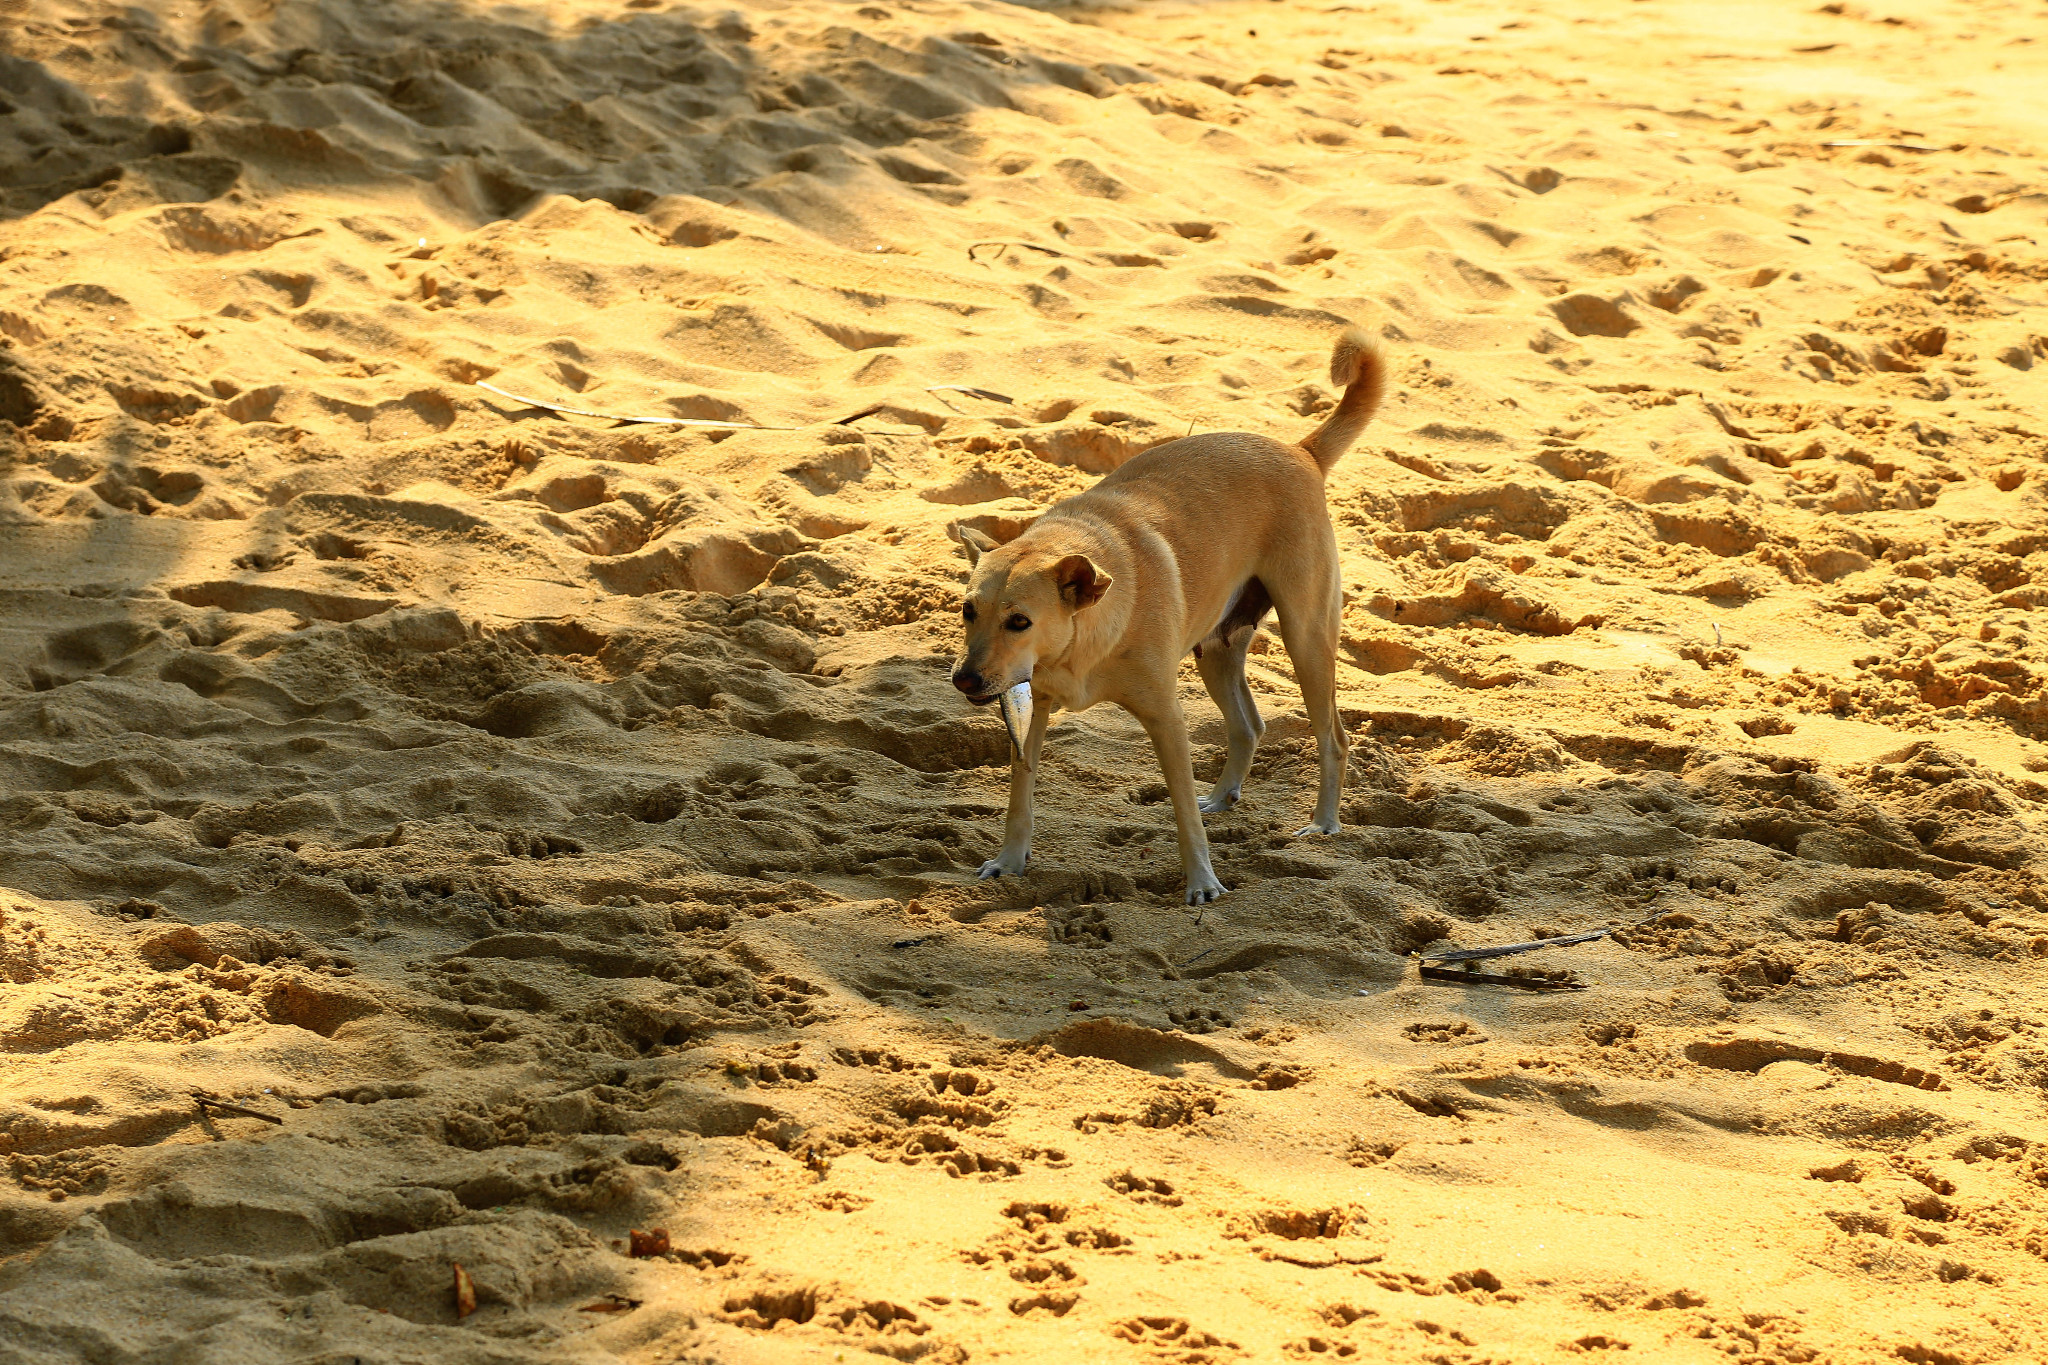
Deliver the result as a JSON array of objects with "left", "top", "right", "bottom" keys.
[
  {"left": 834, "top": 1047, "right": 930, "bottom": 1073},
  {"left": 1402, "top": 1019, "right": 1486, "bottom": 1046},
  {"left": 1105, "top": 1170, "right": 1182, "bottom": 1206},
  {"left": 1112, "top": 1315, "right": 1238, "bottom": 1360},
  {"left": 900, "top": 1128, "right": 1021, "bottom": 1179},
  {"left": 1051, "top": 905, "right": 1114, "bottom": 948},
  {"left": 928, "top": 1068, "right": 997, "bottom": 1097},
  {"left": 1168, "top": 1006, "right": 1232, "bottom": 1035}
]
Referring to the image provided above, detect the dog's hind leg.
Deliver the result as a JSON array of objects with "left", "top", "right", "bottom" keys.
[
  {"left": 1194, "top": 626, "right": 1264, "bottom": 814},
  {"left": 1272, "top": 576, "right": 1349, "bottom": 836},
  {"left": 1127, "top": 685, "right": 1226, "bottom": 905}
]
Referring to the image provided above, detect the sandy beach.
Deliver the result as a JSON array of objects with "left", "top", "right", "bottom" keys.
[{"left": 2, "top": 0, "right": 2047, "bottom": 1359}]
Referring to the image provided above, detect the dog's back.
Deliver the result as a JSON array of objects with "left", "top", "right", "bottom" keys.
[
  {"left": 1066, "top": 326, "right": 1383, "bottom": 525},
  {"left": 1039, "top": 328, "right": 1386, "bottom": 640}
]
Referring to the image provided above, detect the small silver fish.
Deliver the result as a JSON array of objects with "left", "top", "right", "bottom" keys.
[{"left": 998, "top": 679, "right": 1032, "bottom": 760}]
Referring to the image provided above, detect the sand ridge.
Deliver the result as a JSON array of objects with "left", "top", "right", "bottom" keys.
[{"left": 2, "top": 0, "right": 2048, "bottom": 1360}]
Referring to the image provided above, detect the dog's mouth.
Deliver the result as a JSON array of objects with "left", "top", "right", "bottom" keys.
[{"left": 964, "top": 692, "right": 1001, "bottom": 707}]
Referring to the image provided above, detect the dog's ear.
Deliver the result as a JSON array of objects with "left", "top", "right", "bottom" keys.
[
  {"left": 1052, "top": 554, "right": 1112, "bottom": 608},
  {"left": 949, "top": 522, "right": 998, "bottom": 568}
]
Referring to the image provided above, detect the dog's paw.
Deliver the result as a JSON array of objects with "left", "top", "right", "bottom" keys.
[
  {"left": 979, "top": 854, "right": 1028, "bottom": 879},
  {"left": 1292, "top": 820, "right": 1340, "bottom": 837},
  {"left": 1197, "top": 788, "right": 1241, "bottom": 814},
  {"left": 1183, "top": 869, "right": 1226, "bottom": 905}
]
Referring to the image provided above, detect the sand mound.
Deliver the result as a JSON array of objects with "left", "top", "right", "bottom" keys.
[{"left": 3, "top": 0, "right": 2047, "bottom": 1360}]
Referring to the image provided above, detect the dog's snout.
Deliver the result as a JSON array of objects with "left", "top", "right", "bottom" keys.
[{"left": 952, "top": 669, "right": 983, "bottom": 695}]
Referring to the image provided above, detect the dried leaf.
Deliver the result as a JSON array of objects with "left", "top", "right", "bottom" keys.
[
  {"left": 474, "top": 381, "right": 787, "bottom": 429},
  {"left": 453, "top": 1261, "right": 477, "bottom": 1318},
  {"left": 925, "top": 384, "right": 1014, "bottom": 404},
  {"left": 967, "top": 240, "right": 1072, "bottom": 263},
  {"left": 190, "top": 1092, "right": 284, "bottom": 1124}
]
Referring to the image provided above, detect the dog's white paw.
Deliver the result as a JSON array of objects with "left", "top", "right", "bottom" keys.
[
  {"left": 1197, "top": 788, "right": 1240, "bottom": 814},
  {"left": 1292, "top": 820, "right": 1340, "bottom": 837},
  {"left": 1183, "top": 869, "right": 1226, "bottom": 905},
  {"left": 978, "top": 854, "right": 1027, "bottom": 879}
]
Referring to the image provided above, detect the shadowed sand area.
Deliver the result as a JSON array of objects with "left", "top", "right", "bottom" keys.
[{"left": 2, "top": 0, "right": 2047, "bottom": 1359}]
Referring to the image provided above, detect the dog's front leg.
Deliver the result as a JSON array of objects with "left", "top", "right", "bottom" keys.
[
  {"left": 1130, "top": 692, "right": 1226, "bottom": 905},
  {"left": 979, "top": 693, "right": 1050, "bottom": 879}
]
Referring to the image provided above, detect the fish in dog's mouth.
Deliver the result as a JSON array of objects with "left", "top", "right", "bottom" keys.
[
  {"left": 963, "top": 678, "right": 1027, "bottom": 707},
  {"left": 973, "top": 679, "right": 1031, "bottom": 759}
]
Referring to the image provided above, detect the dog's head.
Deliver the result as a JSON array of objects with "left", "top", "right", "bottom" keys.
[{"left": 947, "top": 523, "right": 1111, "bottom": 704}]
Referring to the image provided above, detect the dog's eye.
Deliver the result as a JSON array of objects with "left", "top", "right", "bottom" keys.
[
  {"left": 1004, "top": 614, "right": 1031, "bottom": 632},
  {"left": 962, "top": 603, "right": 976, "bottom": 623}
]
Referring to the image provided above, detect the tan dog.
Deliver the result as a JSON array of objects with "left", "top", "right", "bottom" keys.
[{"left": 948, "top": 326, "right": 1386, "bottom": 904}]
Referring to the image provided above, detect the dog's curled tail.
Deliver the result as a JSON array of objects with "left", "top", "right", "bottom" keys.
[{"left": 1298, "top": 326, "right": 1386, "bottom": 475}]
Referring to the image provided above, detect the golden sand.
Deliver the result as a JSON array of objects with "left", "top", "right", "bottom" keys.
[{"left": 2, "top": 0, "right": 2046, "bottom": 1359}]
